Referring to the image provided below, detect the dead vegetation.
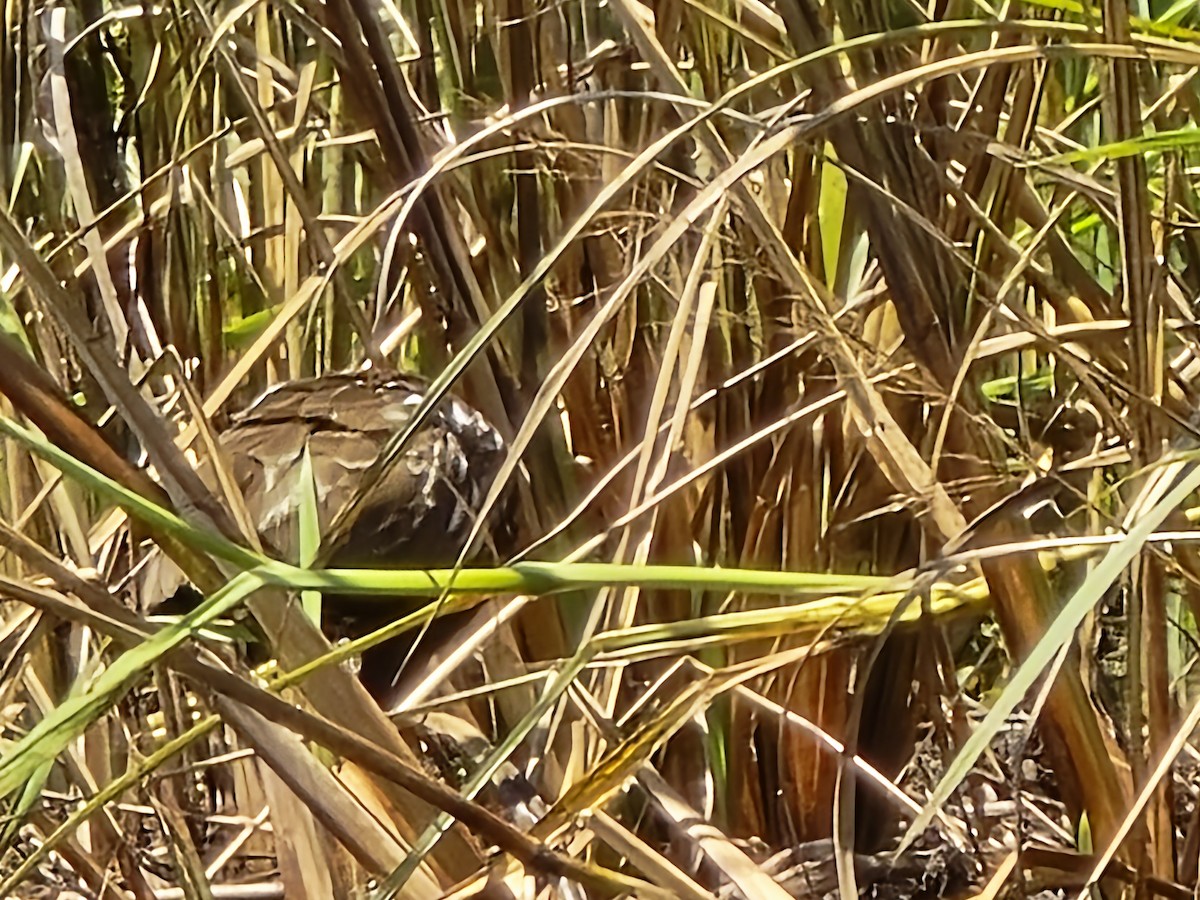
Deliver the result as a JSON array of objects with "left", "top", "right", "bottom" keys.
[{"left": 0, "top": 0, "right": 1198, "bottom": 898}]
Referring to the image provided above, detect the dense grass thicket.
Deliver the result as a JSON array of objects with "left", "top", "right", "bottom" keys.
[{"left": 1, "top": 0, "right": 1200, "bottom": 897}]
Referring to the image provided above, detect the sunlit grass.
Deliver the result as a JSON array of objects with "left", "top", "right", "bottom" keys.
[{"left": 0, "top": 0, "right": 1197, "bottom": 897}]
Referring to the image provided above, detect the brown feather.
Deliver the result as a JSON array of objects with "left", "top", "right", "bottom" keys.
[
  {"left": 159, "top": 369, "right": 512, "bottom": 699},
  {"left": 219, "top": 370, "right": 508, "bottom": 569}
]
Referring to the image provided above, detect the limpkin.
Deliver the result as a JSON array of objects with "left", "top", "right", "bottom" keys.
[{"left": 157, "top": 370, "right": 510, "bottom": 700}]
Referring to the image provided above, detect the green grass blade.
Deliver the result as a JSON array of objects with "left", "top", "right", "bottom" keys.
[
  {"left": 898, "top": 459, "right": 1200, "bottom": 850},
  {"left": 0, "top": 571, "right": 265, "bottom": 803},
  {"left": 297, "top": 444, "right": 322, "bottom": 624}
]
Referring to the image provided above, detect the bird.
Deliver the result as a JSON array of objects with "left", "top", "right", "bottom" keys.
[
  {"left": 154, "top": 369, "right": 511, "bottom": 700},
  {"left": 218, "top": 369, "right": 508, "bottom": 570}
]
